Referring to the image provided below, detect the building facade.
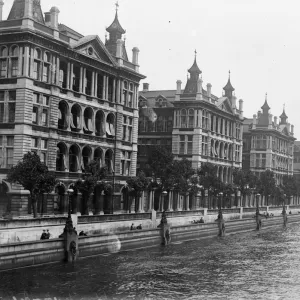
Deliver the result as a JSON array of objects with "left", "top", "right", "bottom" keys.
[
  {"left": 139, "top": 56, "right": 244, "bottom": 184},
  {"left": 0, "top": 0, "right": 145, "bottom": 216},
  {"left": 242, "top": 98, "right": 295, "bottom": 184}
]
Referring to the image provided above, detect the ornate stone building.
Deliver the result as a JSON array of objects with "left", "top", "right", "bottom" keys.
[
  {"left": 0, "top": 0, "right": 145, "bottom": 216},
  {"left": 138, "top": 55, "right": 244, "bottom": 212},
  {"left": 242, "top": 97, "right": 295, "bottom": 184}
]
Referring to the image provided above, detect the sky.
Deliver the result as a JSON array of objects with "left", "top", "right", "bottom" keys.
[{"left": 2, "top": 0, "right": 300, "bottom": 139}]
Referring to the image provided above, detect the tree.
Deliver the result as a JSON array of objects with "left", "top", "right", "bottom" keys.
[
  {"left": 148, "top": 145, "right": 174, "bottom": 189},
  {"left": 282, "top": 175, "right": 297, "bottom": 204},
  {"left": 7, "top": 152, "right": 57, "bottom": 218},
  {"left": 126, "top": 171, "right": 150, "bottom": 212},
  {"left": 256, "top": 170, "right": 276, "bottom": 206},
  {"left": 75, "top": 160, "right": 108, "bottom": 215}
]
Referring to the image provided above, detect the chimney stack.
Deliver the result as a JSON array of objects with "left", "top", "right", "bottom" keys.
[
  {"left": 253, "top": 114, "right": 257, "bottom": 129},
  {"left": 0, "top": 0, "right": 4, "bottom": 22},
  {"left": 175, "top": 80, "right": 181, "bottom": 101},
  {"left": 287, "top": 122, "right": 291, "bottom": 133},
  {"left": 291, "top": 124, "right": 294, "bottom": 135},
  {"left": 239, "top": 99, "right": 243, "bottom": 118},
  {"left": 116, "top": 39, "right": 124, "bottom": 66},
  {"left": 44, "top": 12, "right": 51, "bottom": 26},
  {"left": 132, "top": 47, "right": 139, "bottom": 72},
  {"left": 143, "top": 83, "right": 149, "bottom": 92},
  {"left": 206, "top": 83, "right": 212, "bottom": 102},
  {"left": 196, "top": 79, "right": 203, "bottom": 100},
  {"left": 268, "top": 114, "right": 273, "bottom": 129},
  {"left": 50, "top": 7, "right": 60, "bottom": 29},
  {"left": 274, "top": 116, "right": 278, "bottom": 126}
]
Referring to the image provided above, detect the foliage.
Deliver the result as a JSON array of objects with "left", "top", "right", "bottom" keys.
[
  {"left": 148, "top": 145, "right": 174, "bottom": 189},
  {"left": 233, "top": 169, "right": 257, "bottom": 196},
  {"left": 256, "top": 170, "right": 276, "bottom": 196},
  {"left": 282, "top": 175, "right": 297, "bottom": 198},
  {"left": 6, "top": 152, "right": 57, "bottom": 217},
  {"left": 197, "top": 163, "right": 218, "bottom": 194},
  {"left": 126, "top": 171, "right": 150, "bottom": 196}
]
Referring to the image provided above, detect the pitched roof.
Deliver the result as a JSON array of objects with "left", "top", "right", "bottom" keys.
[
  {"left": 188, "top": 58, "right": 201, "bottom": 74},
  {"left": 58, "top": 24, "right": 84, "bottom": 40},
  {"left": 261, "top": 100, "right": 270, "bottom": 111},
  {"left": 8, "top": 0, "right": 44, "bottom": 23},
  {"left": 223, "top": 78, "right": 235, "bottom": 91}
]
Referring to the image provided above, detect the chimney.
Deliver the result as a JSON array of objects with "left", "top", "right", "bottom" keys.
[
  {"left": 116, "top": 39, "right": 124, "bottom": 66},
  {"left": 50, "top": 7, "right": 60, "bottom": 29},
  {"left": 196, "top": 79, "right": 203, "bottom": 100},
  {"left": 257, "top": 110, "right": 262, "bottom": 119},
  {"left": 274, "top": 116, "right": 278, "bottom": 126},
  {"left": 206, "top": 83, "right": 212, "bottom": 102},
  {"left": 175, "top": 80, "right": 181, "bottom": 101},
  {"left": 287, "top": 122, "right": 291, "bottom": 133},
  {"left": 143, "top": 83, "right": 149, "bottom": 92},
  {"left": 0, "top": 0, "right": 4, "bottom": 22},
  {"left": 291, "top": 124, "right": 294, "bottom": 135},
  {"left": 268, "top": 114, "right": 273, "bottom": 129},
  {"left": 253, "top": 114, "right": 257, "bottom": 129},
  {"left": 239, "top": 99, "right": 244, "bottom": 118}
]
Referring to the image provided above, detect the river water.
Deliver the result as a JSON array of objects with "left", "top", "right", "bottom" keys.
[{"left": 1, "top": 222, "right": 300, "bottom": 300}]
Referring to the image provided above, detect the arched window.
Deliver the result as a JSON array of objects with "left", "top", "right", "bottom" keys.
[
  {"left": 128, "top": 83, "right": 134, "bottom": 107},
  {"left": 95, "top": 110, "right": 105, "bottom": 136},
  {"left": 181, "top": 109, "right": 187, "bottom": 128},
  {"left": 69, "top": 144, "right": 80, "bottom": 172},
  {"left": 82, "top": 146, "right": 92, "bottom": 171},
  {"left": 0, "top": 46, "right": 8, "bottom": 78},
  {"left": 70, "top": 104, "right": 82, "bottom": 131},
  {"left": 106, "top": 113, "right": 115, "bottom": 137},
  {"left": 105, "top": 149, "right": 114, "bottom": 173},
  {"left": 56, "top": 143, "right": 67, "bottom": 171},
  {"left": 58, "top": 101, "right": 69, "bottom": 130},
  {"left": 123, "top": 81, "right": 128, "bottom": 106},
  {"left": 10, "top": 46, "right": 19, "bottom": 77},
  {"left": 94, "top": 148, "right": 103, "bottom": 167},
  {"left": 202, "top": 110, "right": 208, "bottom": 129},
  {"left": 188, "top": 109, "right": 194, "bottom": 128},
  {"left": 83, "top": 107, "right": 94, "bottom": 134}
]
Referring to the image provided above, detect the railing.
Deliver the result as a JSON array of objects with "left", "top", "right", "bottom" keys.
[
  {"left": 243, "top": 207, "right": 257, "bottom": 213},
  {"left": 207, "top": 208, "right": 240, "bottom": 215},
  {"left": 157, "top": 210, "right": 205, "bottom": 219},
  {"left": 78, "top": 213, "right": 152, "bottom": 223}
]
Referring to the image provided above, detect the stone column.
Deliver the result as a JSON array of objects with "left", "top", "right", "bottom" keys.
[
  {"left": 82, "top": 68, "right": 86, "bottom": 94},
  {"left": 91, "top": 71, "right": 95, "bottom": 96},
  {"left": 103, "top": 75, "right": 106, "bottom": 99},
  {"left": 237, "top": 191, "right": 241, "bottom": 207},
  {"left": 29, "top": 47, "right": 34, "bottom": 78},
  {"left": 94, "top": 72, "right": 98, "bottom": 97},
  {"left": 66, "top": 62, "right": 70, "bottom": 89},
  {"left": 148, "top": 189, "right": 154, "bottom": 212},
  {"left": 168, "top": 190, "right": 174, "bottom": 211},
  {"left": 112, "top": 78, "right": 116, "bottom": 102},
  {"left": 116, "top": 79, "right": 120, "bottom": 103},
  {"left": 56, "top": 56, "right": 60, "bottom": 86},
  {"left": 79, "top": 67, "right": 83, "bottom": 93},
  {"left": 70, "top": 63, "right": 74, "bottom": 90}
]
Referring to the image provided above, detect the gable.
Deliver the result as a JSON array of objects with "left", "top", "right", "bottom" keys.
[
  {"left": 72, "top": 36, "right": 116, "bottom": 65},
  {"left": 217, "top": 97, "right": 233, "bottom": 114}
]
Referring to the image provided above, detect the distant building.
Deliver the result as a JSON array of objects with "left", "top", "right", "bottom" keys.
[
  {"left": 0, "top": 0, "right": 145, "bottom": 216},
  {"left": 242, "top": 97, "right": 295, "bottom": 184},
  {"left": 139, "top": 54, "right": 244, "bottom": 184},
  {"left": 293, "top": 141, "right": 300, "bottom": 182}
]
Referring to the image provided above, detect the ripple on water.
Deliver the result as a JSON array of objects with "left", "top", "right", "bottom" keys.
[{"left": 1, "top": 223, "right": 300, "bottom": 299}]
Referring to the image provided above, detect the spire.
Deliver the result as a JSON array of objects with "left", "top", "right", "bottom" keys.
[
  {"left": 280, "top": 104, "right": 288, "bottom": 124},
  {"left": 106, "top": 2, "right": 126, "bottom": 35},
  {"left": 184, "top": 51, "right": 202, "bottom": 94},
  {"left": 223, "top": 71, "right": 235, "bottom": 99},
  {"left": 188, "top": 50, "right": 201, "bottom": 77},
  {"left": 261, "top": 93, "right": 270, "bottom": 113}
]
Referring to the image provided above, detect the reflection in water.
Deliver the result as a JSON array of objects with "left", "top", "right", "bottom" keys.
[{"left": 1, "top": 224, "right": 300, "bottom": 299}]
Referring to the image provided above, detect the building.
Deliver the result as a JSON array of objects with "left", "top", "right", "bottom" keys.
[
  {"left": 139, "top": 55, "right": 244, "bottom": 184},
  {"left": 293, "top": 141, "right": 300, "bottom": 184},
  {"left": 242, "top": 97, "right": 295, "bottom": 184},
  {"left": 0, "top": 0, "right": 145, "bottom": 216}
]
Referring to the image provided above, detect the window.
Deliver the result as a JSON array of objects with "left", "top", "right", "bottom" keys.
[
  {"left": 202, "top": 136, "right": 208, "bottom": 156},
  {"left": 0, "top": 90, "right": 16, "bottom": 123},
  {"left": 33, "top": 93, "right": 39, "bottom": 103},
  {"left": 235, "top": 145, "right": 240, "bottom": 163},
  {"left": 33, "top": 48, "right": 41, "bottom": 80},
  {"left": 122, "top": 116, "right": 133, "bottom": 142},
  {"left": 0, "top": 46, "right": 8, "bottom": 78},
  {"left": 120, "top": 151, "right": 131, "bottom": 175},
  {"left": 31, "top": 137, "right": 38, "bottom": 148},
  {"left": 179, "top": 135, "right": 193, "bottom": 155},
  {"left": 41, "top": 139, "right": 47, "bottom": 149},
  {"left": 262, "top": 154, "right": 266, "bottom": 168},
  {"left": 32, "top": 107, "right": 38, "bottom": 124},
  {"left": 42, "top": 95, "right": 49, "bottom": 106},
  {"left": 202, "top": 110, "right": 208, "bottom": 129},
  {"left": 10, "top": 46, "right": 19, "bottom": 77},
  {"left": 42, "top": 109, "right": 48, "bottom": 126},
  {"left": 188, "top": 109, "right": 194, "bottom": 128},
  {"left": 123, "top": 81, "right": 128, "bottom": 106},
  {"left": 128, "top": 83, "right": 134, "bottom": 108},
  {"left": 180, "top": 109, "right": 187, "bottom": 128},
  {"left": 40, "top": 152, "right": 46, "bottom": 164},
  {"left": 6, "top": 136, "right": 14, "bottom": 168},
  {"left": 0, "top": 92, "right": 4, "bottom": 123},
  {"left": 236, "top": 123, "right": 241, "bottom": 140}
]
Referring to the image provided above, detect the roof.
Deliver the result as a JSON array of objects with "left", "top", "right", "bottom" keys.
[
  {"left": 280, "top": 109, "right": 288, "bottom": 119},
  {"left": 261, "top": 100, "right": 270, "bottom": 112},
  {"left": 72, "top": 35, "right": 97, "bottom": 48},
  {"left": 188, "top": 58, "right": 201, "bottom": 74},
  {"left": 223, "top": 78, "right": 235, "bottom": 91},
  {"left": 139, "top": 90, "right": 176, "bottom": 99},
  {"left": 106, "top": 11, "right": 126, "bottom": 34},
  {"left": 58, "top": 24, "right": 84, "bottom": 39},
  {"left": 8, "top": 0, "right": 44, "bottom": 23}
]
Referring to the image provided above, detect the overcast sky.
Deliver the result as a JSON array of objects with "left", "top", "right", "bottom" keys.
[{"left": 3, "top": 0, "right": 300, "bottom": 139}]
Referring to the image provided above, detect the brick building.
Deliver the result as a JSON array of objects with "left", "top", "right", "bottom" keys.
[
  {"left": 242, "top": 97, "right": 295, "bottom": 184},
  {"left": 0, "top": 0, "right": 145, "bottom": 216}
]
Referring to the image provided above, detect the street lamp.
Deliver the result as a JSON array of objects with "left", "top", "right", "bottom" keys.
[
  {"left": 283, "top": 194, "right": 286, "bottom": 214},
  {"left": 218, "top": 192, "right": 223, "bottom": 212},
  {"left": 256, "top": 193, "right": 260, "bottom": 214},
  {"left": 67, "top": 188, "right": 74, "bottom": 217},
  {"left": 161, "top": 190, "right": 168, "bottom": 211}
]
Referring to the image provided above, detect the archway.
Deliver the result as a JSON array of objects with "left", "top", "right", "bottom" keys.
[{"left": 54, "top": 184, "right": 66, "bottom": 214}]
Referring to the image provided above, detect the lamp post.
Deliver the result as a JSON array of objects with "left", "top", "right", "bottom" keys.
[
  {"left": 162, "top": 190, "right": 168, "bottom": 211},
  {"left": 256, "top": 193, "right": 260, "bottom": 214},
  {"left": 218, "top": 192, "right": 223, "bottom": 213},
  {"left": 67, "top": 188, "right": 74, "bottom": 217}
]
